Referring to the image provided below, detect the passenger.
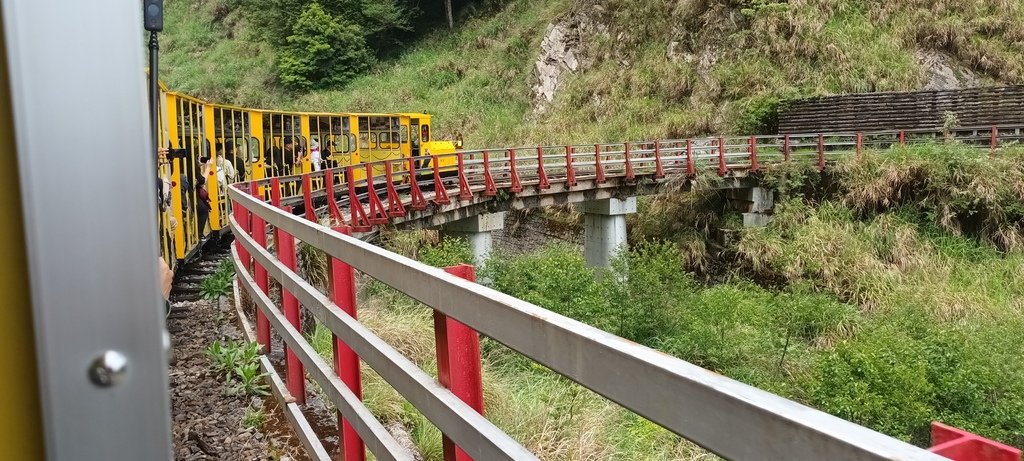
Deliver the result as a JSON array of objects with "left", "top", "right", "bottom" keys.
[
  {"left": 213, "top": 143, "right": 236, "bottom": 186},
  {"left": 321, "top": 140, "right": 334, "bottom": 171},
  {"left": 195, "top": 176, "right": 211, "bottom": 239},
  {"left": 266, "top": 136, "right": 296, "bottom": 176},
  {"left": 309, "top": 139, "right": 322, "bottom": 171},
  {"left": 225, "top": 141, "right": 245, "bottom": 182}
]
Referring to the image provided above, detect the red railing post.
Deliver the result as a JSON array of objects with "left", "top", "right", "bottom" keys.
[
  {"left": 749, "top": 135, "right": 759, "bottom": 171},
  {"left": 624, "top": 143, "right": 635, "bottom": 182},
  {"left": 817, "top": 134, "right": 826, "bottom": 171},
  {"left": 685, "top": 139, "right": 694, "bottom": 176},
  {"left": 249, "top": 181, "right": 271, "bottom": 353},
  {"left": 384, "top": 161, "right": 406, "bottom": 217},
  {"left": 482, "top": 151, "right": 497, "bottom": 196},
  {"left": 330, "top": 225, "right": 365, "bottom": 461},
  {"left": 270, "top": 178, "right": 282, "bottom": 208},
  {"left": 323, "top": 168, "right": 345, "bottom": 225},
  {"left": 302, "top": 173, "right": 315, "bottom": 221},
  {"left": 431, "top": 156, "right": 451, "bottom": 205},
  {"left": 364, "top": 164, "right": 388, "bottom": 224},
  {"left": 856, "top": 132, "right": 863, "bottom": 159},
  {"left": 407, "top": 158, "right": 428, "bottom": 210},
  {"left": 565, "top": 145, "right": 576, "bottom": 186},
  {"left": 232, "top": 196, "right": 251, "bottom": 274},
  {"left": 507, "top": 149, "right": 522, "bottom": 192},
  {"left": 783, "top": 134, "right": 791, "bottom": 162},
  {"left": 536, "top": 147, "right": 550, "bottom": 190},
  {"left": 991, "top": 126, "right": 998, "bottom": 155},
  {"left": 929, "top": 422, "right": 1020, "bottom": 461},
  {"left": 275, "top": 206, "right": 304, "bottom": 404},
  {"left": 346, "top": 166, "right": 371, "bottom": 232},
  {"left": 594, "top": 144, "right": 606, "bottom": 183},
  {"left": 434, "top": 264, "right": 483, "bottom": 461},
  {"left": 718, "top": 136, "right": 727, "bottom": 176},
  {"left": 457, "top": 152, "right": 472, "bottom": 201},
  {"left": 653, "top": 141, "right": 665, "bottom": 179},
  {"left": 899, "top": 130, "right": 905, "bottom": 145}
]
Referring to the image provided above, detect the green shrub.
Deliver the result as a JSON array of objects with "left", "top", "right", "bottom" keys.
[
  {"left": 606, "top": 241, "right": 693, "bottom": 344},
  {"left": 277, "top": 2, "right": 373, "bottom": 91},
  {"left": 419, "top": 236, "right": 474, "bottom": 268}
]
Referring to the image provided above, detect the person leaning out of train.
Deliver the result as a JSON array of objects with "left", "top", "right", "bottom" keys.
[{"left": 195, "top": 176, "right": 211, "bottom": 239}]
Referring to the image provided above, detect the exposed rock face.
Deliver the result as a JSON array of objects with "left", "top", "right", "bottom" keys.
[
  {"left": 532, "top": 11, "right": 606, "bottom": 113},
  {"left": 917, "top": 50, "right": 980, "bottom": 90}
]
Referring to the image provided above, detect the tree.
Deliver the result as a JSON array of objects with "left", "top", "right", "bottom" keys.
[{"left": 276, "top": 2, "right": 373, "bottom": 91}]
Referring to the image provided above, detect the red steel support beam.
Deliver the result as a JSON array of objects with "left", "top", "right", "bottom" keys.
[
  {"left": 432, "top": 156, "right": 451, "bottom": 205},
  {"left": 457, "top": 152, "right": 472, "bottom": 201},
  {"left": 275, "top": 208, "right": 304, "bottom": 404},
  {"left": 508, "top": 149, "right": 522, "bottom": 192},
  {"left": 817, "top": 134, "right": 826, "bottom": 171},
  {"left": 346, "top": 166, "right": 371, "bottom": 233},
  {"left": 482, "top": 151, "right": 497, "bottom": 196},
  {"left": 434, "top": 264, "right": 484, "bottom": 461},
  {"left": 330, "top": 225, "right": 365, "bottom": 461},
  {"left": 302, "top": 173, "right": 315, "bottom": 221},
  {"left": 323, "top": 168, "right": 345, "bottom": 225},
  {"left": 270, "top": 177, "right": 282, "bottom": 208},
  {"left": 685, "top": 139, "right": 694, "bottom": 176},
  {"left": 565, "top": 145, "right": 576, "bottom": 186},
  {"left": 624, "top": 143, "right": 635, "bottom": 183},
  {"left": 594, "top": 144, "right": 606, "bottom": 183},
  {"left": 654, "top": 141, "right": 665, "bottom": 179},
  {"left": 384, "top": 161, "right": 406, "bottom": 217},
  {"left": 407, "top": 158, "right": 428, "bottom": 210},
  {"left": 929, "top": 422, "right": 1020, "bottom": 461},
  {"left": 718, "top": 136, "right": 727, "bottom": 176},
  {"left": 536, "top": 147, "right": 550, "bottom": 190},
  {"left": 364, "top": 164, "right": 388, "bottom": 225},
  {"left": 783, "top": 134, "right": 791, "bottom": 162},
  {"left": 749, "top": 135, "right": 759, "bottom": 171}
]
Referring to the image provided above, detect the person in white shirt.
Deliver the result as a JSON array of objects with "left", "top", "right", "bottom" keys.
[{"left": 309, "top": 138, "right": 322, "bottom": 171}]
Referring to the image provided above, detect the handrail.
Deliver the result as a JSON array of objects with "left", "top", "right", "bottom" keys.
[{"left": 228, "top": 179, "right": 950, "bottom": 460}]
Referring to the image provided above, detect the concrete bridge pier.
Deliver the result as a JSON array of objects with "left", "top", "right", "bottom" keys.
[
  {"left": 581, "top": 197, "right": 636, "bottom": 269},
  {"left": 441, "top": 212, "right": 506, "bottom": 266},
  {"left": 726, "top": 187, "right": 774, "bottom": 227}
]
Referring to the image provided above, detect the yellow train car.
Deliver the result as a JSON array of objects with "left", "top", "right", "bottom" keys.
[{"left": 159, "top": 92, "right": 462, "bottom": 264}]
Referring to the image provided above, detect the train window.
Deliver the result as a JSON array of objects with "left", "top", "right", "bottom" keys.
[
  {"left": 421, "top": 124, "right": 430, "bottom": 143},
  {"left": 401, "top": 126, "right": 409, "bottom": 143},
  {"left": 379, "top": 132, "right": 390, "bottom": 145},
  {"left": 369, "top": 132, "right": 377, "bottom": 148},
  {"left": 393, "top": 131, "right": 402, "bottom": 145},
  {"left": 359, "top": 133, "right": 368, "bottom": 149},
  {"left": 411, "top": 124, "right": 420, "bottom": 147},
  {"left": 347, "top": 134, "right": 356, "bottom": 153}
]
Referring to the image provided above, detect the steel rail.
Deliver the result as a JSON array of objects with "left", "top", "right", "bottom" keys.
[{"left": 229, "top": 184, "right": 947, "bottom": 461}]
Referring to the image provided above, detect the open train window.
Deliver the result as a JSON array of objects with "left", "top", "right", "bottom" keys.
[
  {"left": 347, "top": 134, "right": 356, "bottom": 153},
  {"left": 401, "top": 126, "right": 409, "bottom": 143},
  {"left": 421, "top": 124, "right": 430, "bottom": 143},
  {"left": 359, "top": 133, "right": 368, "bottom": 149},
  {"left": 369, "top": 132, "right": 377, "bottom": 148}
]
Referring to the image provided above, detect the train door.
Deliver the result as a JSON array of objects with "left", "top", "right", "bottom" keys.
[{"left": 249, "top": 111, "right": 265, "bottom": 181}]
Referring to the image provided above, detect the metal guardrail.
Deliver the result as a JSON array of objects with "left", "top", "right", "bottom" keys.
[{"left": 226, "top": 125, "right": 1024, "bottom": 460}]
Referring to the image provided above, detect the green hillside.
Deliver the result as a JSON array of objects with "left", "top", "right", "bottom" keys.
[{"left": 163, "top": 0, "right": 1022, "bottom": 146}]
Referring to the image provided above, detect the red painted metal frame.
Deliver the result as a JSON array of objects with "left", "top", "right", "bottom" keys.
[
  {"left": 302, "top": 174, "right": 316, "bottom": 221},
  {"left": 346, "top": 166, "right": 371, "bottom": 233},
  {"left": 249, "top": 181, "right": 271, "bottom": 353},
  {"left": 330, "top": 225, "right": 366, "bottom": 461},
  {"left": 233, "top": 197, "right": 251, "bottom": 275},
  {"left": 270, "top": 178, "right": 283, "bottom": 208},
  {"left": 363, "top": 164, "right": 388, "bottom": 225},
  {"left": 594, "top": 144, "right": 606, "bottom": 183},
  {"left": 817, "top": 134, "right": 825, "bottom": 171},
  {"left": 991, "top": 126, "right": 998, "bottom": 155},
  {"left": 507, "top": 149, "right": 523, "bottom": 193},
  {"left": 323, "top": 168, "right": 345, "bottom": 225},
  {"left": 384, "top": 161, "right": 406, "bottom": 217},
  {"left": 717, "top": 136, "right": 727, "bottom": 176},
  {"left": 457, "top": 152, "right": 472, "bottom": 201},
  {"left": 431, "top": 157, "right": 451, "bottom": 205},
  {"left": 929, "top": 422, "right": 1020, "bottom": 461},
  {"left": 482, "top": 151, "right": 497, "bottom": 196},
  {"left": 536, "top": 147, "right": 550, "bottom": 190},
  {"left": 275, "top": 206, "right": 305, "bottom": 405},
  {"left": 434, "top": 264, "right": 484, "bottom": 461},
  {"left": 749, "top": 135, "right": 759, "bottom": 171},
  {"left": 685, "top": 139, "right": 694, "bottom": 176},
  {"left": 406, "top": 158, "right": 428, "bottom": 211},
  {"left": 783, "top": 134, "right": 791, "bottom": 162},
  {"left": 856, "top": 132, "right": 863, "bottom": 159},
  {"left": 624, "top": 143, "right": 635, "bottom": 183},
  {"left": 653, "top": 141, "right": 665, "bottom": 179},
  {"left": 899, "top": 130, "right": 906, "bottom": 145},
  {"left": 564, "top": 146, "right": 576, "bottom": 187}
]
